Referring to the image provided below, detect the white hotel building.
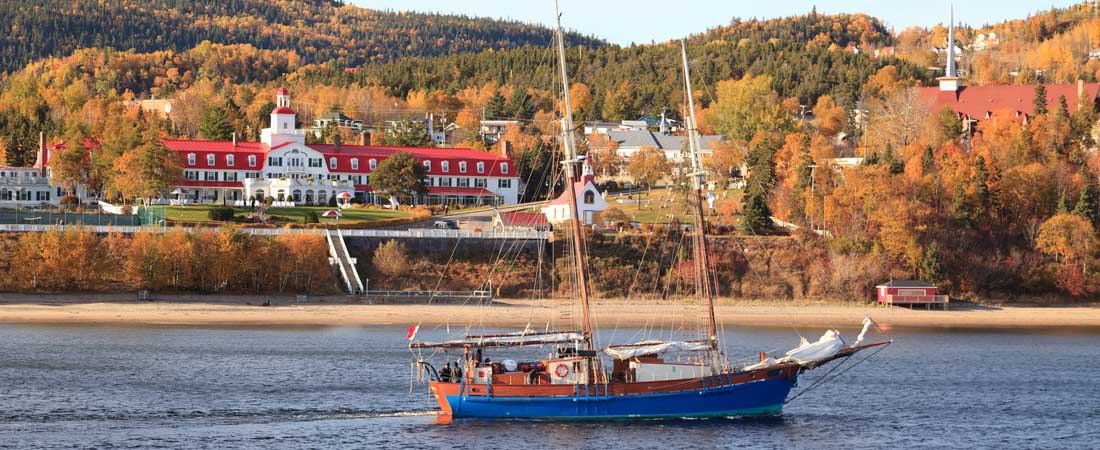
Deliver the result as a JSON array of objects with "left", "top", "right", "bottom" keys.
[
  {"left": 9, "top": 88, "right": 520, "bottom": 208},
  {"left": 167, "top": 88, "right": 520, "bottom": 206}
]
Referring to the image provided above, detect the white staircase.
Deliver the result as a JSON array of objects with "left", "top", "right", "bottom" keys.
[{"left": 326, "top": 228, "right": 365, "bottom": 294}]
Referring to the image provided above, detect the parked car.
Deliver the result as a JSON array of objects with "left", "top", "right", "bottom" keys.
[{"left": 432, "top": 219, "right": 459, "bottom": 229}]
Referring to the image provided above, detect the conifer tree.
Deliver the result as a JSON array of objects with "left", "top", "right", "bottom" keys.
[
  {"left": 1033, "top": 83, "right": 1048, "bottom": 116},
  {"left": 200, "top": 105, "right": 234, "bottom": 140},
  {"left": 484, "top": 90, "right": 506, "bottom": 120},
  {"left": 921, "top": 145, "right": 936, "bottom": 174}
]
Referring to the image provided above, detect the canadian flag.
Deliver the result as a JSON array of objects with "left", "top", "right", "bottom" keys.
[{"left": 407, "top": 325, "right": 420, "bottom": 341}]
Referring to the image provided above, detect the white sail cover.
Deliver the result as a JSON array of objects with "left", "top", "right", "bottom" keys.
[
  {"left": 411, "top": 331, "right": 584, "bottom": 348},
  {"left": 603, "top": 340, "right": 712, "bottom": 359},
  {"left": 779, "top": 330, "right": 845, "bottom": 364}
]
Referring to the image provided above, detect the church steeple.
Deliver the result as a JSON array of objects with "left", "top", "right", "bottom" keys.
[{"left": 938, "top": 5, "right": 963, "bottom": 92}]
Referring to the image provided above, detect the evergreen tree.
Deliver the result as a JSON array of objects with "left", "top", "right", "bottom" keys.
[
  {"left": 973, "top": 155, "right": 990, "bottom": 204},
  {"left": 1072, "top": 186, "right": 1094, "bottom": 222},
  {"left": 881, "top": 145, "right": 903, "bottom": 174},
  {"left": 741, "top": 192, "right": 773, "bottom": 235},
  {"left": 918, "top": 243, "right": 944, "bottom": 284},
  {"left": 1056, "top": 191, "right": 1069, "bottom": 214},
  {"left": 484, "top": 90, "right": 506, "bottom": 120},
  {"left": 921, "top": 145, "right": 936, "bottom": 174},
  {"left": 200, "top": 105, "right": 234, "bottom": 140},
  {"left": 506, "top": 88, "right": 535, "bottom": 120},
  {"left": 863, "top": 150, "right": 880, "bottom": 166},
  {"left": 1057, "top": 94, "right": 1070, "bottom": 119},
  {"left": 1033, "top": 83, "right": 1048, "bottom": 116}
]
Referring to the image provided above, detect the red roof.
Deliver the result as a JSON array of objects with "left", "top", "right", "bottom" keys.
[
  {"left": 277, "top": 87, "right": 289, "bottom": 95},
  {"left": 550, "top": 175, "right": 597, "bottom": 205},
  {"left": 178, "top": 181, "right": 244, "bottom": 189},
  {"left": 499, "top": 211, "right": 550, "bottom": 227},
  {"left": 309, "top": 144, "right": 514, "bottom": 177},
  {"left": 164, "top": 140, "right": 268, "bottom": 170},
  {"left": 427, "top": 187, "right": 499, "bottom": 196},
  {"left": 272, "top": 106, "right": 296, "bottom": 115},
  {"left": 918, "top": 83, "right": 1100, "bottom": 121}
]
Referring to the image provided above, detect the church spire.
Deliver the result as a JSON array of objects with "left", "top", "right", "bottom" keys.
[
  {"left": 947, "top": 5, "right": 957, "bottom": 78},
  {"left": 938, "top": 5, "right": 963, "bottom": 92}
]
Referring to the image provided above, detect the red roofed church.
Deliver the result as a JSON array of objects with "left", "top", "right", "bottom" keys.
[{"left": 916, "top": 11, "right": 1100, "bottom": 136}]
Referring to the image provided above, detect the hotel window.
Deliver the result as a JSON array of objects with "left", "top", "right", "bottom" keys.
[
  {"left": 185, "top": 170, "right": 199, "bottom": 181},
  {"left": 224, "top": 172, "right": 238, "bottom": 182},
  {"left": 205, "top": 171, "right": 218, "bottom": 181},
  {"left": 459, "top": 161, "right": 467, "bottom": 173},
  {"left": 440, "top": 177, "right": 453, "bottom": 187},
  {"left": 207, "top": 154, "right": 215, "bottom": 166},
  {"left": 187, "top": 153, "right": 196, "bottom": 165},
  {"left": 441, "top": 161, "right": 450, "bottom": 172},
  {"left": 584, "top": 191, "right": 595, "bottom": 204},
  {"left": 501, "top": 162, "right": 509, "bottom": 174},
  {"left": 477, "top": 162, "right": 485, "bottom": 173},
  {"left": 423, "top": 160, "right": 431, "bottom": 171},
  {"left": 268, "top": 156, "right": 283, "bottom": 167},
  {"left": 226, "top": 154, "right": 235, "bottom": 166},
  {"left": 474, "top": 178, "right": 487, "bottom": 188},
  {"left": 248, "top": 155, "right": 257, "bottom": 167},
  {"left": 457, "top": 177, "right": 470, "bottom": 187},
  {"left": 308, "top": 158, "right": 322, "bottom": 168},
  {"left": 352, "top": 158, "right": 360, "bottom": 170},
  {"left": 498, "top": 179, "right": 512, "bottom": 189},
  {"left": 329, "top": 157, "right": 337, "bottom": 169},
  {"left": 368, "top": 158, "right": 377, "bottom": 170}
]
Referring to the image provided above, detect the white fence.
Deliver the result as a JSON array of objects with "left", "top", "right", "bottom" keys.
[{"left": 0, "top": 224, "right": 548, "bottom": 240}]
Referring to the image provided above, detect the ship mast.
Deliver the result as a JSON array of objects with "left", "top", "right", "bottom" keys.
[
  {"left": 680, "top": 40, "right": 720, "bottom": 354},
  {"left": 555, "top": 1, "right": 595, "bottom": 350}
]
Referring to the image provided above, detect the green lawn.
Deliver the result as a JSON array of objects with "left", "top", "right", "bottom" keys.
[
  {"left": 604, "top": 188, "right": 742, "bottom": 224},
  {"left": 166, "top": 205, "right": 412, "bottom": 223}
]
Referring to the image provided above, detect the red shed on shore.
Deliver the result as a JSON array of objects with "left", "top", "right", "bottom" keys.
[{"left": 876, "top": 280, "right": 949, "bottom": 310}]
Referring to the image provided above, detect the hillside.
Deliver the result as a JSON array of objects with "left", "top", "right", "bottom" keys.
[{"left": 0, "top": 0, "right": 604, "bottom": 75}]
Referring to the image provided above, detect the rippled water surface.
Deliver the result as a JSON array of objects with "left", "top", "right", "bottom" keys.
[{"left": 1, "top": 324, "right": 1096, "bottom": 449}]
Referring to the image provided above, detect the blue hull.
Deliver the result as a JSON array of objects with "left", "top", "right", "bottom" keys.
[{"left": 444, "top": 376, "right": 795, "bottom": 420}]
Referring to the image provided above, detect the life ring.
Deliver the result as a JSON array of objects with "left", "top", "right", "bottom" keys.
[{"left": 554, "top": 363, "right": 570, "bottom": 378}]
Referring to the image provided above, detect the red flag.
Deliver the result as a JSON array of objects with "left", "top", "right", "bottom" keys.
[{"left": 406, "top": 325, "right": 420, "bottom": 341}]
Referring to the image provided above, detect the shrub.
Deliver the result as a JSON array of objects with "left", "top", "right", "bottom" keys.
[
  {"left": 263, "top": 196, "right": 275, "bottom": 206},
  {"left": 304, "top": 211, "right": 320, "bottom": 224},
  {"left": 327, "top": 196, "right": 337, "bottom": 207},
  {"left": 60, "top": 195, "right": 80, "bottom": 207},
  {"left": 373, "top": 240, "right": 408, "bottom": 278},
  {"left": 208, "top": 206, "right": 235, "bottom": 222}
]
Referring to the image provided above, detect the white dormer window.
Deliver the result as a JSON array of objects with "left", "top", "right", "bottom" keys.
[
  {"left": 351, "top": 158, "right": 360, "bottom": 170},
  {"left": 501, "top": 162, "right": 509, "bottom": 174},
  {"left": 369, "top": 159, "right": 377, "bottom": 170},
  {"left": 226, "top": 154, "right": 234, "bottom": 166},
  {"left": 248, "top": 155, "right": 257, "bottom": 167},
  {"left": 442, "top": 161, "right": 450, "bottom": 172},
  {"left": 206, "top": 154, "right": 215, "bottom": 166},
  {"left": 477, "top": 162, "right": 485, "bottom": 173},
  {"left": 187, "top": 153, "right": 196, "bottom": 165},
  {"left": 459, "top": 161, "right": 467, "bottom": 173},
  {"left": 330, "top": 157, "right": 337, "bottom": 169},
  {"left": 423, "top": 160, "right": 431, "bottom": 171}
]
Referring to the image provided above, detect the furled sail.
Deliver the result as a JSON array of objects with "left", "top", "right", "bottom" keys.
[
  {"left": 779, "top": 330, "right": 846, "bottom": 364},
  {"left": 603, "top": 340, "right": 712, "bottom": 359},
  {"left": 410, "top": 330, "right": 584, "bottom": 349}
]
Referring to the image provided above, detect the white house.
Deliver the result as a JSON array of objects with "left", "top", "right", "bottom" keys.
[
  {"left": 541, "top": 163, "right": 607, "bottom": 225},
  {"left": 0, "top": 133, "right": 91, "bottom": 207}
]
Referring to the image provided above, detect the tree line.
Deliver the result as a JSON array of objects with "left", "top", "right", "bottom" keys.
[{"left": 0, "top": 227, "right": 336, "bottom": 294}]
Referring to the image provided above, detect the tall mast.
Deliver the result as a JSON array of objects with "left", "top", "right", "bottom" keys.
[
  {"left": 555, "top": 1, "right": 595, "bottom": 350},
  {"left": 680, "top": 40, "right": 719, "bottom": 352}
]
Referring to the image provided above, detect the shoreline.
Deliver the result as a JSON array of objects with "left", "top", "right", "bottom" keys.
[{"left": 1, "top": 295, "right": 1099, "bottom": 330}]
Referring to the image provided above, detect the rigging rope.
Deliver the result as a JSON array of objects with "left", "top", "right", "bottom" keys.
[{"left": 784, "top": 341, "right": 892, "bottom": 405}]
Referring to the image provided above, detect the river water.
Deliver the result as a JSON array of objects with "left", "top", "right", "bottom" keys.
[{"left": 0, "top": 324, "right": 1096, "bottom": 449}]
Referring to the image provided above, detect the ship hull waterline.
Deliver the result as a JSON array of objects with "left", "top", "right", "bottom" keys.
[{"left": 429, "top": 375, "right": 797, "bottom": 420}]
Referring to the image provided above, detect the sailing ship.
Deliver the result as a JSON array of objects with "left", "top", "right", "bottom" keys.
[{"left": 407, "top": 3, "right": 891, "bottom": 420}]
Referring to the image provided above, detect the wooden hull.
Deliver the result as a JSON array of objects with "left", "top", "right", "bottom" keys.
[{"left": 428, "top": 364, "right": 799, "bottom": 419}]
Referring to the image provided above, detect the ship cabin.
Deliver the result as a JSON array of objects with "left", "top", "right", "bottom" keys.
[
  {"left": 876, "top": 280, "right": 949, "bottom": 310},
  {"left": 420, "top": 332, "right": 715, "bottom": 387}
]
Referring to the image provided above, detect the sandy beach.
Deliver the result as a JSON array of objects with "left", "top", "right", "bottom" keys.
[{"left": 1, "top": 295, "right": 1098, "bottom": 330}]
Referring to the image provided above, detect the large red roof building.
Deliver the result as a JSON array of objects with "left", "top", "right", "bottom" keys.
[{"left": 166, "top": 88, "right": 519, "bottom": 206}]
